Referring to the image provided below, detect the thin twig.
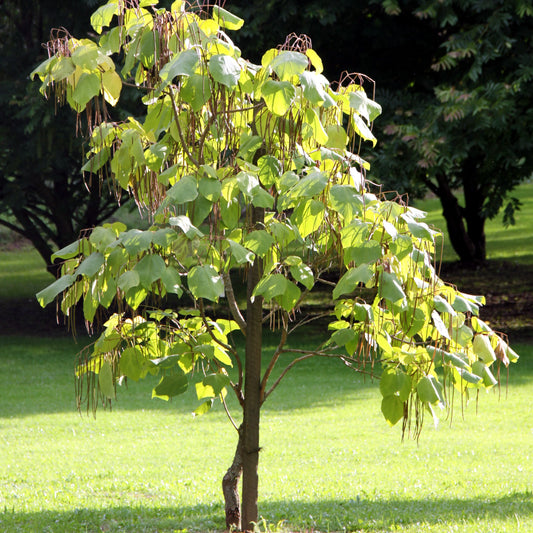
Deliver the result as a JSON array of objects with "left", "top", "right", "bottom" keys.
[
  {"left": 260, "top": 312, "right": 289, "bottom": 403},
  {"left": 167, "top": 86, "right": 200, "bottom": 167}
]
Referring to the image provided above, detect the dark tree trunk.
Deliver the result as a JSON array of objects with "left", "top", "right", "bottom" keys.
[
  {"left": 435, "top": 173, "right": 486, "bottom": 263},
  {"left": 241, "top": 206, "right": 264, "bottom": 532},
  {"left": 462, "top": 162, "right": 486, "bottom": 262},
  {"left": 223, "top": 425, "right": 244, "bottom": 530}
]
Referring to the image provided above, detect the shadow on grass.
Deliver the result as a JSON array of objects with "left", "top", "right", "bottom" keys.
[
  {"left": 0, "top": 334, "right": 379, "bottom": 418},
  {"left": 2, "top": 336, "right": 532, "bottom": 418},
  {"left": 1, "top": 492, "right": 532, "bottom": 532}
]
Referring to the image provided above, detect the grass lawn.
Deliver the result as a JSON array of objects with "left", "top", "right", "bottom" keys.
[
  {"left": 0, "top": 333, "right": 532, "bottom": 532},
  {"left": 414, "top": 182, "right": 533, "bottom": 264},
  {"left": 1, "top": 183, "right": 532, "bottom": 532}
]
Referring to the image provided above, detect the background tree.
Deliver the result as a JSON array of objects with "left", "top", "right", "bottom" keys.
[
  {"left": 33, "top": 1, "right": 517, "bottom": 531},
  {"left": 229, "top": 0, "right": 533, "bottom": 263},
  {"left": 370, "top": 0, "right": 533, "bottom": 263},
  {"left": 0, "top": 0, "right": 123, "bottom": 275}
]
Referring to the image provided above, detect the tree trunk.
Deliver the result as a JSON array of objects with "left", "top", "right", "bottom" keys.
[
  {"left": 435, "top": 173, "right": 486, "bottom": 263},
  {"left": 241, "top": 206, "right": 264, "bottom": 532},
  {"left": 462, "top": 163, "right": 486, "bottom": 262},
  {"left": 223, "top": 425, "right": 244, "bottom": 530}
]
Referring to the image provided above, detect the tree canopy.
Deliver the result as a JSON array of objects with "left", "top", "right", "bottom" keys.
[{"left": 33, "top": 1, "right": 518, "bottom": 530}]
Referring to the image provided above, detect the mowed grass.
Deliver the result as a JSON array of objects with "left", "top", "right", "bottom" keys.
[
  {"left": 0, "top": 247, "right": 53, "bottom": 301},
  {"left": 0, "top": 333, "right": 532, "bottom": 533},
  {"left": 1, "top": 184, "right": 533, "bottom": 532},
  {"left": 415, "top": 182, "right": 533, "bottom": 264}
]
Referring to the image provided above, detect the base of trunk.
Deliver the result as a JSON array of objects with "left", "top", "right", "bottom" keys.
[{"left": 222, "top": 425, "right": 244, "bottom": 530}]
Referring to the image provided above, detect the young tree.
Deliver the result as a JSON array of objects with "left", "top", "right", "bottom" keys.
[{"left": 33, "top": 1, "right": 518, "bottom": 530}]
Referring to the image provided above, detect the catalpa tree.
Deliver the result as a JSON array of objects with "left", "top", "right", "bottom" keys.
[{"left": 32, "top": 1, "right": 518, "bottom": 530}]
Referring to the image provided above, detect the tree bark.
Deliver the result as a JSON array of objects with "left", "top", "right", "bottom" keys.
[
  {"left": 462, "top": 162, "right": 486, "bottom": 262},
  {"left": 435, "top": 172, "right": 486, "bottom": 263},
  {"left": 241, "top": 206, "right": 264, "bottom": 532},
  {"left": 223, "top": 425, "right": 244, "bottom": 530}
]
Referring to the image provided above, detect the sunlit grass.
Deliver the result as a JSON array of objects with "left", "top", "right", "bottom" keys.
[
  {"left": 1, "top": 336, "right": 531, "bottom": 532},
  {"left": 415, "top": 182, "right": 533, "bottom": 264},
  {"left": 0, "top": 247, "right": 53, "bottom": 301}
]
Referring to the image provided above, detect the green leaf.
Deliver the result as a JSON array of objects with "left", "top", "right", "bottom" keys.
[
  {"left": 193, "top": 399, "right": 214, "bottom": 416},
  {"left": 473, "top": 334, "right": 496, "bottom": 363},
  {"left": 252, "top": 274, "right": 300, "bottom": 311},
  {"left": 134, "top": 255, "right": 166, "bottom": 289},
  {"left": 380, "top": 368, "right": 412, "bottom": 402},
  {"left": 159, "top": 49, "right": 199, "bottom": 85},
  {"left": 407, "top": 220, "right": 436, "bottom": 241},
  {"left": 119, "top": 347, "right": 145, "bottom": 381},
  {"left": 243, "top": 230, "right": 274, "bottom": 257},
  {"left": 349, "top": 90, "right": 382, "bottom": 123},
  {"left": 331, "top": 328, "right": 357, "bottom": 347},
  {"left": 434, "top": 294, "right": 455, "bottom": 315},
  {"left": 209, "top": 54, "right": 241, "bottom": 88},
  {"left": 417, "top": 375, "right": 445, "bottom": 408},
  {"left": 292, "top": 199, "right": 325, "bottom": 238},
  {"left": 299, "top": 71, "right": 333, "bottom": 106},
  {"left": 167, "top": 174, "right": 198, "bottom": 204},
  {"left": 253, "top": 273, "right": 287, "bottom": 301},
  {"left": 381, "top": 395, "right": 404, "bottom": 426},
  {"left": 290, "top": 264, "right": 314, "bottom": 290},
  {"left": 159, "top": 266, "right": 182, "bottom": 296},
  {"left": 212, "top": 5, "right": 244, "bottom": 30},
  {"left": 329, "top": 185, "right": 364, "bottom": 220},
  {"left": 471, "top": 361, "right": 498, "bottom": 387},
  {"left": 269, "top": 51, "right": 308, "bottom": 81},
  {"left": 351, "top": 112, "right": 377, "bottom": 146},
  {"left": 125, "top": 286, "right": 148, "bottom": 310},
  {"left": 325, "top": 125, "right": 348, "bottom": 149},
  {"left": 117, "top": 270, "right": 141, "bottom": 291},
  {"left": 196, "top": 372, "right": 230, "bottom": 399},
  {"left": 36, "top": 275, "right": 75, "bottom": 307},
  {"left": 291, "top": 170, "right": 328, "bottom": 198},
  {"left": 389, "top": 234, "right": 413, "bottom": 262},
  {"left": 169, "top": 215, "right": 204, "bottom": 239},
  {"left": 278, "top": 280, "right": 301, "bottom": 312},
  {"left": 199, "top": 176, "right": 222, "bottom": 201},
  {"left": 102, "top": 70, "right": 122, "bottom": 106},
  {"left": 400, "top": 306, "right": 427, "bottom": 338},
  {"left": 345, "top": 240, "right": 382, "bottom": 266},
  {"left": 152, "top": 373, "right": 188, "bottom": 400},
  {"left": 251, "top": 187, "right": 275, "bottom": 209},
  {"left": 258, "top": 155, "right": 282, "bottom": 188},
  {"left": 98, "top": 361, "right": 115, "bottom": 399},
  {"left": 380, "top": 272, "right": 406, "bottom": 304},
  {"left": 71, "top": 71, "right": 101, "bottom": 109},
  {"left": 75, "top": 252, "right": 104, "bottom": 278},
  {"left": 81, "top": 147, "right": 111, "bottom": 173},
  {"left": 188, "top": 265, "right": 224, "bottom": 301},
  {"left": 333, "top": 265, "right": 374, "bottom": 300},
  {"left": 304, "top": 108, "right": 329, "bottom": 145},
  {"left": 228, "top": 240, "right": 254, "bottom": 264},
  {"left": 261, "top": 80, "right": 295, "bottom": 116},
  {"left": 120, "top": 229, "right": 153, "bottom": 256},
  {"left": 181, "top": 73, "right": 212, "bottom": 112},
  {"left": 71, "top": 44, "right": 99, "bottom": 70},
  {"left": 51, "top": 240, "right": 84, "bottom": 261},
  {"left": 91, "top": 2, "right": 117, "bottom": 33}
]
